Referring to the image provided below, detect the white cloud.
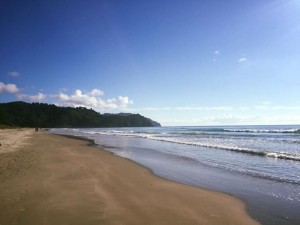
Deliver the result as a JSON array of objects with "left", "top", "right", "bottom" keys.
[
  {"left": 7, "top": 71, "right": 20, "bottom": 77},
  {"left": 0, "top": 82, "right": 20, "bottom": 93},
  {"left": 29, "top": 93, "right": 46, "bottom": 102},
  {"left": 238, "top": 57, "right": 247, "bottom": 63},
  {"left": 17, "top": 92, "right": 47, "bottom": 102},
  {"left": 55, "top": 89, "right": 133, "bottom": 111},
  {"left": 88, "top": 88, "right": 104, "bottom": 97},
  {"left": 118, "top": 96, "right": 133, "bottom": 109},
  {"left": 214, "top": 50, "right": 220, "bottom": 55}
]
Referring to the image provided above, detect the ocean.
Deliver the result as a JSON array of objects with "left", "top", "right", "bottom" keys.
[{"left": 50, "top": 125, "right": 300, "bottom": 225}]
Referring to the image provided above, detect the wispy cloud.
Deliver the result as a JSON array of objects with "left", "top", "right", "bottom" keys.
[
  {"left": 126, "top": 103, "right": 300, "bottom": 125},
  {"left": 158, "top": 114, "right": 248, "bottom": 126},
  {"left": 253, "top": 101, "right": 300, "bottom": 111},
  {"left": 174, "top": 106, "right": 233, "bottom": 111},
  {"left": 208, "top": 114, "right": 300, "bottom": 125},
  {"left": 0, "top": 82, "right": 20, "bottom": 93},
  {"left": 238, "top": 106, "right": 250, "bottom": 111},
  {"left": 254, "top": 105, "right": 300, "bottom": 111},
  {"left": 125, "top": 106, "right": 233, "bottom": 112},
  {"left": 123, "top": 107, "right": 171, "bottom": 112},
  {"left": 7, "top": 71, "right": 20, "bottom": 77},
  {"left": 125, "top": 104, "right": 300, "bottom": 114},
  {"left": 214, "top": 50, "right": 220, "bottom": 55},
  {"left": 159, "top": 113, "right": 300, "bottom": 126},
  {"left": 238, "top": 57, "right": 247, "bottom": 63}
]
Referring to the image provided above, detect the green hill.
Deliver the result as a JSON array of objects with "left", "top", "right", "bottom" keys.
[{"left": 0, "top": 101, "right": 161, "bottom": 128}]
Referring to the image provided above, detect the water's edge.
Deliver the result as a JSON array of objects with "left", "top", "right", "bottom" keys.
[
  {"left": 50, "top": 125, "right": 300, "bottom": 225},
  {"left": 54, "top": 133, "right": 265, "bottom": 224}
]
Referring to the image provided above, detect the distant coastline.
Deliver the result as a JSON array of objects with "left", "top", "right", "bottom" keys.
[{"left": 0, "top": 101, "right": 161, "bottom": 128}]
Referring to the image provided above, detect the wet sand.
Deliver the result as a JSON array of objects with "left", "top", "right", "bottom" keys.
[{"left": 0, "top": 130, "right": 259, "bottom": 225}]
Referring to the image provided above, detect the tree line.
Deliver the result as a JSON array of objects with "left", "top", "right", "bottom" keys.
[{"left": 0, "top": 101, "right": 161, "bottom": 128}]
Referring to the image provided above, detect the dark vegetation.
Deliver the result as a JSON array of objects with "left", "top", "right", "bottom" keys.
[{"left": 0, "top": 101, "right": 161, "bottom": 128}]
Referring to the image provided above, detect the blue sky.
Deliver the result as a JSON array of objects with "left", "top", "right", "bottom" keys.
[{"left": 1, "top": 0, "right": 300, "bottom": 125}]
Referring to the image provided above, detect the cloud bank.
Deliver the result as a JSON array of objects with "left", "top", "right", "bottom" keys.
[{"left": 56, "top": 89, "right": 133, "bottom": 111}]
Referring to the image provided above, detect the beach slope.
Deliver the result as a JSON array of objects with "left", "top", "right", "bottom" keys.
[{"left": 0, "top": 130, "right": 259, "bottom": 225}]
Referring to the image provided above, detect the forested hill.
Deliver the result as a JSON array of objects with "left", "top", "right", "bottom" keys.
[{"left": 0, "top": 101, "right": 161, "bottom": 128}]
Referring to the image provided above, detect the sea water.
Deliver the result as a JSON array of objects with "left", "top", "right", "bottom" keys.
[{"left": 50, "top": 125, "right": 300, "bottom": 225}]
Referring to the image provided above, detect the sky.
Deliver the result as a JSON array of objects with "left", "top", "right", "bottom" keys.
[{"left": 1, "top": 0, "right": 300, "bottom": 126}]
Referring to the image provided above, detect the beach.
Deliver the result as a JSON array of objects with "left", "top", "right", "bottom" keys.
[
  {"left": 0, "top": 129, "right": 258, "bottom": 225},
  {"left": 51, "top": 126, "right": 300, "bottom": 225}
]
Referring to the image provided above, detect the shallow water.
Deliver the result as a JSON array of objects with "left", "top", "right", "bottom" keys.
[{"left": 50, "top": 125, "right": 300, "bottom": 225}]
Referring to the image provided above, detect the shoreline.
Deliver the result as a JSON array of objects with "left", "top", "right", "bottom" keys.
[
  {"left": 0, "top": 130, "right": 259, "bottom": 224},
  {"left": 58, "top": 133, "right": 267, "bottom": 225},
  {"left": 59, "top": 133, "right": 242, "bottom": 197}
]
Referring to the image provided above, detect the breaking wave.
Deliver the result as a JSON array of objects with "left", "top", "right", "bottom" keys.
[{"left": 224, "top": 128, "right": 300, "bottom": 134}]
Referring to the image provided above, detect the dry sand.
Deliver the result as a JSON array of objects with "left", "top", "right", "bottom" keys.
[
  {"left": 0, "top": 130, "right": 259, "bottom": 225},
  {"left": 0, "top": 128, "right": 34, "bottom": 153}
]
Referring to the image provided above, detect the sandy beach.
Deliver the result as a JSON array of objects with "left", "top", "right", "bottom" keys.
[
  {"left": 0, "top": 129, "right": 259, "bottom": 225},
  {"left": 0, "top": 128, "right": 34, "bottom": 153}
]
